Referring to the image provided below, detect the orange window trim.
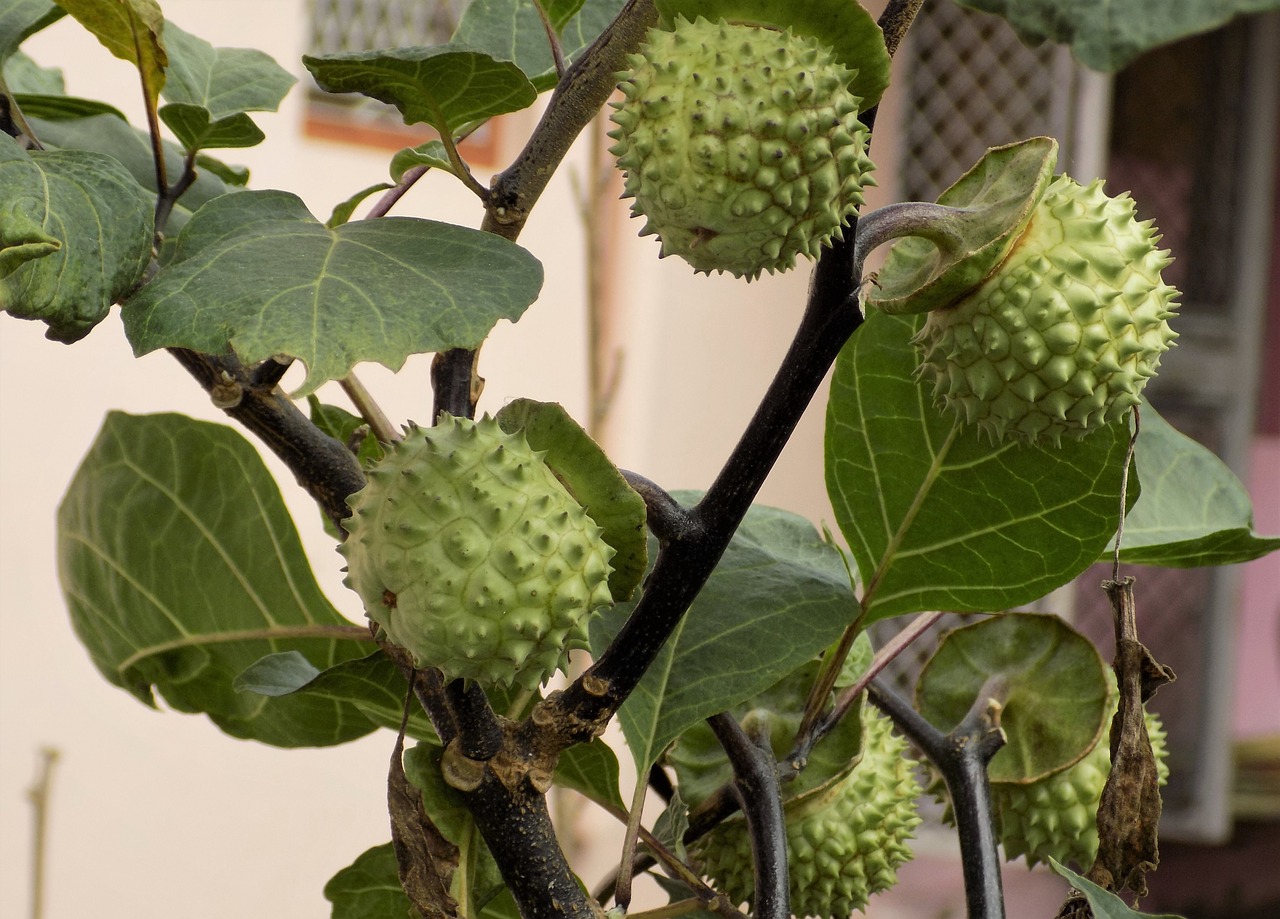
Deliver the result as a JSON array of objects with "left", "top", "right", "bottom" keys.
[{"left": 302, "top": 107, "right": 502, "bottom": 169}]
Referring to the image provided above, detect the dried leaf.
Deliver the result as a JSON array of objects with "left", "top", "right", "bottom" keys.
[
  {"left": 389, "top": 726, "right": 460, "bottom": 919},
  {"left": 1087, "top": 578, "right": 1175, "bottom": 898}
]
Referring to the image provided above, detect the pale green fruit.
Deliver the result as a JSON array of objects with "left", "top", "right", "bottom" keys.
[
  {"left": 693, "top": 707, "right": 921, "bottom": 918},
  {"left": 609, "top": 16, "right": 875, "bottom": 280},
  {"left": 995, "top": 706, "right": 1170, "bottom": 869},
  {"left": 915, "top": 175, "right": 1179, "bottom": 444},
  {"left": 340, "top": 415, "right": 615, "bottom": 690}
]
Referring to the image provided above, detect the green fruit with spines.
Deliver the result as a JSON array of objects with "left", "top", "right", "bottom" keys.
[
  {"left": 339, "top": 414, "right": 615, "bottom": 690},
  {"left": 608, "top": 15, "right": 875, "bottom": 280},
  {"left": 692, "top": 706, "right": 922, "bottom": 918},
  {"left": 914, "top": 174, "right": 1179, "bottom": 444},
  {"left": 994, "top": 704, "right": 1169, "bottom": 870}
]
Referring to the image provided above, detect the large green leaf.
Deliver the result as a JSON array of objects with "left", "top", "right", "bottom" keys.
[
  {"left": 589, "top": 498, "right": 859, "bottom": 771},
  {"left": 1110, "top": 403, "right": 1280, "bottom": 566},
  {"left": 960, "top": 0, "right": 1280, "bottom": 71},
  {"left": 121, "top": 189, "right": 545, "bottom": 395},
  {"left": 453, "top": 0, "right": 627, "bottom": 91},
  {"left": 157, "top": 22, "right": 295, "bottom": 152},
  {"left": 304, "top": 45, "right": 536, "bottom": 136},
  {"left": 54, "top": 0, "right": 166, "bottom": 104},
  {"left": 0, "top": 140, "right": 153, "bottom": 342},
  {"left": 160, "top": 21, "right": 294, "bottom": 119},
  {"left": 57, "top": 412, "right": 376, "bottom": 747},
  {"left": 4, "top": 49, "right": 65, "bottom": 94},
  {"left": 28, "top": 111, "right": 241, "bottom": 237},
  {"left": 0, "top": 1, "right": 64, "bottom": 60},
  {"left": 825, "top": 310, "right": 1130, "bottom": 621},
  {"left": 325, "top": 844, "right": 411, "bottom": 919}
]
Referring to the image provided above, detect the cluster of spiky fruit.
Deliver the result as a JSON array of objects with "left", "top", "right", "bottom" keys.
[
  {"left": 609, "top": 16, "right": 874, "bottom": 279},
  {"left": 691, "top": 706, "right": 921, "bottom": 918},
  {"left": 993, "top": 702, "right": 1170, "bottom": 869},
  {"left": 914, "top": 175, "right": 1179, "bottom": 444},
  {"left": 339, "top": 415, "right": 615, "bottom": 690}
]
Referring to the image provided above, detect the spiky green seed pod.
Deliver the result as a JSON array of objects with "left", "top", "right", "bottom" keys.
[
  {"left": 915, "top": 175, "right": 1179, "bottom": 444},
  {"left": 608, "top": 16, "right": 875, "bottom": 280},
  {"left": 995, "top": 706, "right": 1170, "bottom": 869},
  {"left": 693, "top": 707, "right": 921, "bottom": 919},
  {"left": 339, "top": 415, "right": 615, "bottom": 690}
]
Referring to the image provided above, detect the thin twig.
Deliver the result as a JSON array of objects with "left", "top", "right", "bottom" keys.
[
  {"left": 27, "top": 747, "right": 59, "bottom": 919},
  {"left": 531, "top": 0, "right": 568, "bottom": 78},
  {"left": 792, "top": 610, "right": 947, "bottom": 769},
  {"left": 340, "top": 372, "right": 400, "bottom": 445},
  {"left": 1112, "top": 405, "right": 1141, "bottom": 581}
]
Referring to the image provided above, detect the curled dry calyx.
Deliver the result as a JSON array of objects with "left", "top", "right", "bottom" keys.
[
  {"left": 866, "top": 138, "right": 1180, "bottom": 445},
  {"left": 609, "top": 15, "right": 875, "bottom": 280},
  {"left": 340, "top": 414, "right": 615, "bottom": 691}
]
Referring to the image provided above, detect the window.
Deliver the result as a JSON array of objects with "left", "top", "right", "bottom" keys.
[{"left": 303, "top": 0, "right": 501, "bottom": 164}]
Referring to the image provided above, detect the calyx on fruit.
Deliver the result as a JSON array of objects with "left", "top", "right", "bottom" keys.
[
  {"left": 339, "top": 414, "right": 615, "bottom": 690},
  {"left": 608, "top": 15, "right": 874, "bottom": 279},
  {"left": 914, "top": 174, "right": 1179, "bottom": 444},
  {"left": 692, "top": 706, "right": 921, "bottom": 918}
]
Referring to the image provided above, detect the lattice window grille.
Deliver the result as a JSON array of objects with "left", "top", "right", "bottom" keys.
[{"left": 898, "top": 0, "right": 1080, "bottom": 203}]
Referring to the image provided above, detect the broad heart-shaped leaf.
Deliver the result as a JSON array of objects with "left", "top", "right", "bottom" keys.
[
  {"left": 960, "top": 0, "right": 1280, "bottom": 71},
  {"left": 915, "top": 613, "right": 1109, "bottom": 783},
  {"left": 0, "top": 141, "right": 152, "bottom": 342},
  {"left": 161, "top": 21, "right": 295, "bottom": 119},
  {"left": 654, "top": 0, "right": 892, "bottom": 109},
  {"left": 54, "top": 0, "right": 165, "bottom": 105},
  {"left": 391, "top": 139, "right": 453, "bottom": 182},
  {"left": 0, "top": 0, "right": 64, "bottom": 60},
  {"left": 589, "top": 498, "right": 859, "bottom": 771},
  {"left": 157, "top": 21, "right": 295, "bottom": 153},
  {"left": 303, "top": 45, "right": 536, "bottom": 136},
  {"left": 1110, "top": 403, "right": 1280, "bottom": 566},
  {"left": 28, "top": 112, "right": 240, "bottom": 238},
  {"left": 453, "top": 0, "right": 627, "bottom": 91},
  {"left": 121, "top": 189, "right": 545, "bottom": 396},
  {"left": 4, "top": 49, "right": 66, "bottom": 94},
  {"left": 1047, "top": 860, "right": 1184, "bottom": 919},
  {"left": 12, "top": 93, "right": 125, "bottom": 121},
  {"left": 57, "top": 412, "right": 376, "bottom": 747},
  {"left": 325, "top": 844, "right": 412, "bottom": 919},
  {"left": 825, "top": 310, "right": 1131, "bottom": 622},
  {"left": 495, "top": 398, "right": 648, "bottom": 602}
]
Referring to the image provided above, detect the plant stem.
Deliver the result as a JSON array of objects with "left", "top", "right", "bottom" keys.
[
  {"left": 707, "top": 713, "right": 790, "bottom": 919},
  {"left": 167, "top": 348, "right": 367, "bottom": 528},
  {"left": 26, "top": 747, "right": 59, "bottom": 919},
  {"left": 340, "top": 372, "right": 400, "bottom": 444},
  {"left": 483, "top": 0, "right": 659, "bottom": 242},
  {"left": 852, "top": 201, "right": 975, "bottom": 283},
  {"left": 869, "top": 677, "right": 1008, "bottom": 919},
  {"left": 531, "top": 0, "right": 567, "bottom": 78}
]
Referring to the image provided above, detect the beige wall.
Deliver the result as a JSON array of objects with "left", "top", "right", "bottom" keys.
[{"left": 0, "top": 3, "right": 871, "bottom": 916}]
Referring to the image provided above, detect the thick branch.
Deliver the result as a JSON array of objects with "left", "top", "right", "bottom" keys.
[
  {"left": 461, "top": 768, "right": 597, "bottom": 919},
  {"left": 168, "top": 348, "right": 365, "bottom": 528},
  {"left": 869, "top": 678, "right": 1007, "bottom": 919},
  {"left": 482, "top": 0, "right": 658, "bottom": 241}
]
